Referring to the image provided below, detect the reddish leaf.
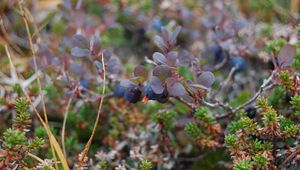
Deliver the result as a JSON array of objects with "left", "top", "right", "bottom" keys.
[
  {"left": 133, "top": 65, "right": 148, "bottom": 78},
  {"left": 278, "top": 44, "right": 296, "bottom": 67},
  {"left": 90, "top": 35, "right": 102, "bottom": 55}
]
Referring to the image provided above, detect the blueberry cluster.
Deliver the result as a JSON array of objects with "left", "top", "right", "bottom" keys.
[
  {"left": 210, "top": 45, "right": 246, "bottom": 71},
  {"left": 114, "top": 84, "right": 143, "bottom": 103},
  {"left": 144, "top": 84, "right": 168, "bottom": 102},
  {"left": 114, "top": 83, "right": 168, "bottom": 103}
]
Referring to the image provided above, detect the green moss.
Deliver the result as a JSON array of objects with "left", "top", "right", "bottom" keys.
[
  {"left": 229, "top": 91, "right": 251, "bottom": 108},
  {"left": 233, "top": 158, "right": 253, "bottom": 170}
]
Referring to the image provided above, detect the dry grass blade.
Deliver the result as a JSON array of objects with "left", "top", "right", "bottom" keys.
[
  {"left": 18, "top": 0, "right": 59, "bottom": 168},
  {"left": 5, "top": 44, "right": 70, "bottom": 170},
  {"left": 62, "top": 85, "right": 78, "bottom": 156},
  {"left": 77, "top": 54, "right": 106, "bottom": 169},
  {"left": 291, "top": 0, "right": 299, "bottom": 15},
  {"left": 28, "top": 153, "right": 45, "bottom": 163}
]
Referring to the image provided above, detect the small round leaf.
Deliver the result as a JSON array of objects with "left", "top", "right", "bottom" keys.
[
  {"left": 197, "top": 71, "right": 215, "bottom": 87},
  {"left": 153, "top": 65, "right": 172, "bottom": 81},
  {"left": 134, "top": 65, "right": 148, "bottom": 78},
  {"left": 149, "top": 76, "right": 164, "bottom": 94}
]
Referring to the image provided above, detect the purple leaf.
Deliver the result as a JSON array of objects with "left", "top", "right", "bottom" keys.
[
  {"left": 102, "top": 49, "right": 112, "bottom": 62},
  {"left": 161, "top": 27, "right": 170, "bottom": 42},
  {"left": 178, "top": 50, "right": 191, "bottom": 66},
  {"left": 70, "top": 63, "right": 85, "bottom": 74},
  {"left": 154, "top": 35, "right": 168, "bottom": 52},
  {"left": 166, "top": 78, "right": 186, "bottom": 97},
  {"left": 153, "top": 65, "right": 172, "bottom": 81},
  {"left": 133, "top": 65, "right": 148, "bottom": 78},
  {"left": 197, "top": 71, "right": 215, "bottom": 87},
  {"left": 149, "top": 76, "right": 164, "bottom": 94},
  {"left": 153, "top": 52, "right": 167, "bottom": 64},
  {"left": 106, "top": 58, "right": 120, "bottom": 74},
  {"left": 72, "top": 34, "right": 88, "bottom": 49},
  {"left": 71, "top": 47, "right": 90, "bottom": 57},
  {"left": 278, "top": 44, "right": 296, "bottom": 67},
  {"left": 170, "top": 26, "right": 181, "bottom": 46},
  {"left": 166, "top": 51, "right": 178, "bottom": 66}
]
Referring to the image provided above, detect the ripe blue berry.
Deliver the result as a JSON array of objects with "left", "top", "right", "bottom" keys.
[
  {"left": 245, "top": 106, "right": 256, "bottom": 119},
  {"left": 285, "top": 92, "right": 293, "bottom": 102},
  {"left": 114, "top": 84, "right": 126, "bottom": 97},
  {"left": 229, "top": 56, "right": 246, "bottom": 71},
  {"left": 210, "top": 45, "right": 226, "bottom": 63},
  {"left": 124, "top": 84, "right": 142, "bottom": 103},
  {"left": 144, "top": 84, "right": 166, "bottom": 101},
  {"left": 151, "top": 18, "right": 163, "bottom": 31},
  {"left": 80, "top": 78, "right": 89, "bottom": 89}
]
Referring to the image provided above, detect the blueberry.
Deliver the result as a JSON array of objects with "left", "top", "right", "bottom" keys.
[
  {"left": 124, "top": 84, "right": 142, "bottom": 103},
  {"left": 229, "top": 56, "right": 246, "bottom": 71},
  {"left": 285, "top": 92, "right": 293, "bottom": 102},
  {"left": 210, "top": 45, "right": 226, "bottom": 63},
  {"left": 144, "top": 84, "right": 166, "bottom": 101},
  {"left": 138, "top": 27, "right": 145, "bottom": 36},
  {"left": 151, "top": 18, "right": 163, "bottom": 31},
  {"left": 245, "top": 106, "right": 256, "bottom": 119},
  {"left": 80, "top": 78, "right": 89, "bottom": 89},
  {"left": 114, "top": 84, "right": 126, "bottom": 97}
]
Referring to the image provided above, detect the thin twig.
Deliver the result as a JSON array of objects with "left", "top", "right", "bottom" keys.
[
  {"left": 210, "top": 53, "right": 229, "bottom": 71},
  {"left": 202, "top": 99, "right": 234, "bottom": 112},
  {"left": 211, "top": 66, "right": 237, "bottom": 99},
  {"left": 216, "top": 70, "right": 276, "bottom": 120},
  {"left": 174, "top": 97, "right": 194, "bottom": 109}
]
